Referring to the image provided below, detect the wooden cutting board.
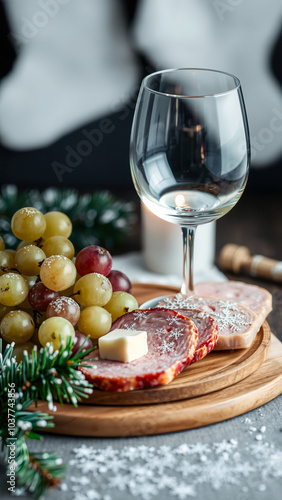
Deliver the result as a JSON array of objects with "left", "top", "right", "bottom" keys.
[{"left": 31, "top": 283, "right": 282, "bottom": 436}]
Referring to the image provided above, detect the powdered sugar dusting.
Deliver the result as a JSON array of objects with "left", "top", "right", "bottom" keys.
[
  {"left": 0, "top": 272, "right": 26, "bottom": 282},
  {"left": 44, "top": 255, "right": 70, "bottom": 267},
  {"left": 49, "top": 296, "right": 78, "bottom": 314}
]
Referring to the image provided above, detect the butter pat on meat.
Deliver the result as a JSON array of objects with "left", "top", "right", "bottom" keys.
[{"left": 98, "top": 329, "right": 148, "bottom": 363}]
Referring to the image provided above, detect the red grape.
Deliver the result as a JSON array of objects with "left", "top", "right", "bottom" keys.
[
  {"left": 46, "top": 296, "right": 80, "bottom": 326},
  {"left": 75, "top": 245, "right": 112, "bottom": 277},
  {"left": 28, "top": 282, "right": 59, "bottom": 311},
  {"left": 107, "top": 270, "right": 132, "bottom": 293},
  {"left": 71, "top": 330, "right": 94, "bottom": 357}
]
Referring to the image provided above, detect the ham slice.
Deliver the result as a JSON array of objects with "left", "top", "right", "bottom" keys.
[
  {"left": 158, "top": 295, "right": 261, "bottom": 349},
  {"left": 195, "top": 281, "right": 272, "bottom": 324},
  {"left": 81, "top": 308, "right": 198, "bottom": 392}
]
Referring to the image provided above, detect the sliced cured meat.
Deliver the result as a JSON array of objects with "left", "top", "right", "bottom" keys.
[
  {"left": 195, "top": 281, "right": 272, "bottom": 324},
  {"left": 81, "top": 308, "right": 198, "bottom": 392},
  {"left": 158, "top": 295, "right": 260, "bottom": 350},
  {"left": 176, "top": 309, "right": 218, "bottom": 363}
]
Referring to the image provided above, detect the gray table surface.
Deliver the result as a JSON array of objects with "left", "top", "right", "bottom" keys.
[{"left": 1, "top": 392, "right": 282, "bottom": 500}]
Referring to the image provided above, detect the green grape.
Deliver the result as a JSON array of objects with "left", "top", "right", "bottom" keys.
[
  {"left": 12, "top": 341, "right": 35, "bottom": 362},
  {"left": 77, "top": 306, "right": 112, "bottom": 338},
  {"left": 0, "top": 236, "right": 5, "bottom": 251},
  {"left": 42, "top": 236, "right": 74, "bottom": 259},
  {"left": 5, "top": 249, "right": 17, "bottom": 258},
  {"left": 0, "top": 273, "right": 29, "bottom": 306},
  {"left": 38, "top": 316, "right": 75, "bottom": 350},
  {"left": 15, "top": 245, "right": 46, "bottom": 276},
  {"left": 104, "top": 292, "right": 139, "bottom": 322},
  {"left": 0, "top": 251, "right": 16, "bottom": 276},
  {"left": 17, "top": 240, "right": 33, "bottom": 250},
  {"left": 40, "top": 255, "right": 76, "bottom": 291},
  {"left": 11, "top": 207, "right": 46, "bottom": 241},
  {"left": 43, "top": 211, "right": 72, "bottom": 239},
  {"left": 0, "top": 304, "right": 14, "bottom": 320},
  {"left": 74, "top": 273, "right": 112, "bottom": 307},
  {"left": 0, "top": 310, "right": 35, "bottom": 343}
]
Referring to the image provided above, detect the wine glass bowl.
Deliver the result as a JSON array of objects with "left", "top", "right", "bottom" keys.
[{"left": 130, "top": 68, "right": 250, "bottom": 296}]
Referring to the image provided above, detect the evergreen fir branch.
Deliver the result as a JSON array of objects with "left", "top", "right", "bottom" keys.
[
  {"left": 15, "top": 438, "right": 66, "bottom": 499},
  {"left": 0, "top": 337, "right": 96, "bottom": 498},
  {"left": 0, "top": 185, "right": 136, "bottom": 251}
]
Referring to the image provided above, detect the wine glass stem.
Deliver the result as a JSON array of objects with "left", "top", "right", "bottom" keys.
[{"left": 181, "top": 225, "right": 197, "bottom": 296}]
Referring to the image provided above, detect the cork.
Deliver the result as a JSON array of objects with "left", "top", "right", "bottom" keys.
[{"left": 219, "top": 244, "right": 282, "bottom": 282}]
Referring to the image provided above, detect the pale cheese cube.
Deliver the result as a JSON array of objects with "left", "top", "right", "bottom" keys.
[{"left": 98, "top": 329, "right": 148, "bottom": 363}]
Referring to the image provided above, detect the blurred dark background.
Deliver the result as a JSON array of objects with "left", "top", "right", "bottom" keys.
[{"left": 0, "top": 0, "right": 282, "bottom": 193}]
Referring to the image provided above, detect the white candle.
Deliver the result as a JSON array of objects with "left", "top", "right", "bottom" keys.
[{"left": 141, "top": 203, "right": 216, "bottom": 275}]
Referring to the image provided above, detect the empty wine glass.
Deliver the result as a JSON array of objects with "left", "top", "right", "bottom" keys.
[{"left": 130, "top": 68, "right": 250, "bottom": 297}]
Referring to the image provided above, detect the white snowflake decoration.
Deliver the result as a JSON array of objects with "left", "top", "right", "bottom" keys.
[
  {"left": 158, "top": 340, "right": 175, "bottom": 354},
  {"left": 159, "top": 295, "right": 252, "bottom": 333},
  {"left": 123, "top": 322, "right": 137, "bottom": 330},
  {"left": 169, "top": 328, "right": 184, "bottom": 340},
  {"left": 167, "top": 315, "right": 183, "bottom": 326},
  {"left": 154, "top": 327, "right": 166, "bottom": 337},
  {"left": 133, "top": 310, "right": 149, "bottom": 321}
]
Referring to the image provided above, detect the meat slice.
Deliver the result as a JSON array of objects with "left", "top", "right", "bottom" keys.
[
  {"left": 81, "top": 308, "right": 198, "bottom": 392},
  {"left": 176, "top": 309, "right": 218, "bottom": 363},
  {"left": 158, "top": 295, "right": 260, "bottom": 350},
  {"left": 195, "top": 281, "right": 272, "bottom": 323}
]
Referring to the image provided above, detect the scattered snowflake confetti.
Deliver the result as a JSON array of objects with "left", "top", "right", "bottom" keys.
[
  {"left": 68, "top": 434, "right": 282, "bottom": 500},
  {"left": 243, "top": 417, "right": 252, "bottom": 424}
]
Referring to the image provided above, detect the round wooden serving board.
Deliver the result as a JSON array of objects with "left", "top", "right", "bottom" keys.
[
  {"left": 32, "top": 283, "right": 282, "bottom": 436},
  {"left": 83, "top": 283, "right": 271, "bottom": 405}
]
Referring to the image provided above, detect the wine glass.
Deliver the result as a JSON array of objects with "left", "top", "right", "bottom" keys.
[{"left": 130, "top": 68, "right": 250, "bottom": 299}]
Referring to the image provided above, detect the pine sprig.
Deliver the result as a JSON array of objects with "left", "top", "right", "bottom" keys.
[
  {"left": 15, "top": 439, "right": 66, "bottom": 499},
  {"left": 0, "top": 338, "right": 96, "bottom": 498}
]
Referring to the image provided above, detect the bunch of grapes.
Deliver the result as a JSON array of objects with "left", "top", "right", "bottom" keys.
[{"left": 0, "top": 207, "right": 138, "bottom": 361}]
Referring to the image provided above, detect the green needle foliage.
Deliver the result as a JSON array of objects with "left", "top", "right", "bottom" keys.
[{"left": 0, "top": 338, "right": 97, "bottom": 499}]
